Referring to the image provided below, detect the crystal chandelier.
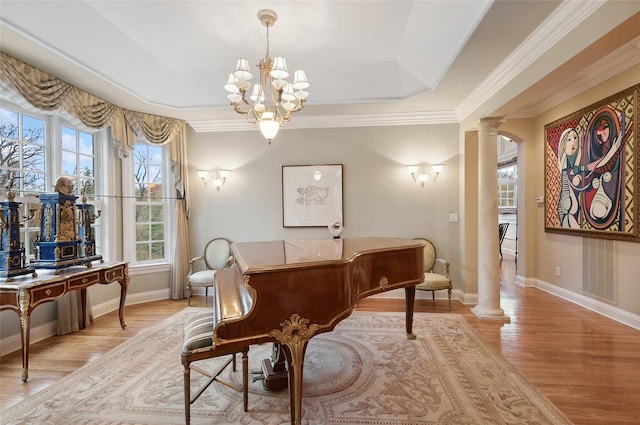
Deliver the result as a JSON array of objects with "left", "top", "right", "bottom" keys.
[{"left": 224, "top": 9, "right": 309, "bottom": 144}]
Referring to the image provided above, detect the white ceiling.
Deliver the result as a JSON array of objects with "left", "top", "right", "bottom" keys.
[{"left": 1, "top": 1, "right": 639, "bottom": 132}]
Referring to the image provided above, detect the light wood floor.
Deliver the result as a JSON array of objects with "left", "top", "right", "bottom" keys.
[{"left": 1, "top": 256, "right": 639, "bottom": 424}]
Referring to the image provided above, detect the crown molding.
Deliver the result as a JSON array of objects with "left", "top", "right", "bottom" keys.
[
  {"left": 509, "top": 37, "right": 640, "bottom": 119},
  {"left": 188, "top": 110, "right": 459, "bottom": 133},
  {"left": 455, "top": 0, "right": 606, "bottom": 121}
]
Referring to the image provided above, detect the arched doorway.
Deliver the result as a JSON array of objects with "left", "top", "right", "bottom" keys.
[{"left": 496, "top": 131, "right": 525, "bottom": 282}]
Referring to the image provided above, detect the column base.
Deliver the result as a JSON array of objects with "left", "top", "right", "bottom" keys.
[{"left": 471, "top": 306, "right": 511, "bottom": 322}]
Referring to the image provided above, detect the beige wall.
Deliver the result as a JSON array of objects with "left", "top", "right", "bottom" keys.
[
  {"left": 500, "top": 64, "right": 640, "bottom": 316},
  {"left": 462, "top": 130, "right": 478, "bottom": 297},
  {"left": 187, "top": 124, "right": 463, "bottom": 297}
]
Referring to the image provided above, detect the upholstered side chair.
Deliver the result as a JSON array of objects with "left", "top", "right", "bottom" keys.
[
  {"left": 414, "top": 238, "right": 452, "bottom": 311},
  {"left": 185, "top": 238, "right": 234, "bottom": 305}
]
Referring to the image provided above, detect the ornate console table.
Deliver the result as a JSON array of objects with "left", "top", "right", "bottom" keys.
[{"left": 0, "top": 261, "right": 128, "bottom": 382}]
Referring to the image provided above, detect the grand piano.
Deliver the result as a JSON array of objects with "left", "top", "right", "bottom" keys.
[{"left": 211, "top": 237, "right": 424, "bottom": 425}]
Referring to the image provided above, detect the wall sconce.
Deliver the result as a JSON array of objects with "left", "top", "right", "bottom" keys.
[
  {"left": 197, "top": 168, "right": 230, "bottom": 191},
  {"left": 407, "top": 163, "right": 444, "bottom": 187}
]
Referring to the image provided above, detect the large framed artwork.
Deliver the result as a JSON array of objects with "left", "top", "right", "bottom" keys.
[
  {"left": 282, "top": 164, "right": 343, "bottom": 227},
  {"left": 544, "top": 84, "right": 639, "bottom": 241}
]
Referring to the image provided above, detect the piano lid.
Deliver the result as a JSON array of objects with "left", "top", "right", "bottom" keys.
[{"left": 231, "top": 237, "right": 422, "bottom": 274}]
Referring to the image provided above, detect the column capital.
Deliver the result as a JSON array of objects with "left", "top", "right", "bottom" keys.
[{"left": 476, "top": 117, "right": 505, "bottom": 135}]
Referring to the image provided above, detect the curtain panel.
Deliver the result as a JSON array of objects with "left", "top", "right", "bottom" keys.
[{"left": 0, "top": 51, "right": 191, "bottom": 302}]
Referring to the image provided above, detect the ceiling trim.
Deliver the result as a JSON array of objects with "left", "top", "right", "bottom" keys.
[
  {"left": 454, "top": 0, "right": 606, "bottom": 121},
  {"left": 188, "top": 110, "right": 459, "bottom": 133},
  {"left": 191, "top": 0, "right": 607, "bottom": 133},
  {"left": 507, "top": 38, "right": 640, "bottom": 119}
]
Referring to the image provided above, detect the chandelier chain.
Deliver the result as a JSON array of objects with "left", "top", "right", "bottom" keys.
[{"left": 265, "top": 24, "right": 270, "bottom": 60}]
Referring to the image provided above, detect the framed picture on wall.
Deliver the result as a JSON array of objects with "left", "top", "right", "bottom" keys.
[
  {"left": 282, "top": 164, "right": 343, "bottom": 227},
  {"left": 544, "top": 84, "right": 639, "bottom": 241}
]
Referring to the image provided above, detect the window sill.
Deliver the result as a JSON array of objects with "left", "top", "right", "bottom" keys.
[{"left": 128, "top": 262, "right": 171, "bottom": 276}]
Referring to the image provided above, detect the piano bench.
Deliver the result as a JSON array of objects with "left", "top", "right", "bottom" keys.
[{"left": 181, "top": 312, "right": 249, "bottom": 425}]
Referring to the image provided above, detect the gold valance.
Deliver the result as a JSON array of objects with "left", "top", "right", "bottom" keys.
[{"left": 0, "top": 51, "right": 185, "bottom": 156}]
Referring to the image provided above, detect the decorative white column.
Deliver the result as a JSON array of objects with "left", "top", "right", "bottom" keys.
[{"left": 471, "top": 118, "right": 510, "bottom": 322}]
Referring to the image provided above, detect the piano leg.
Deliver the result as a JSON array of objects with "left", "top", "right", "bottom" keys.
[
  {"left": 405, "top": 286, "right": 417, "bottom": 340},
  {"left": 281, "top": 342, "right": 309, "bottom": 425},
  {"left": 270, "top": 313, "right": 319, "bottom": 425}
]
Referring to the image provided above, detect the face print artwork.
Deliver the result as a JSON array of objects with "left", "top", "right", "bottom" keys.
[{"left": 544, "top": 85, "right": 639, "bottom": 241}]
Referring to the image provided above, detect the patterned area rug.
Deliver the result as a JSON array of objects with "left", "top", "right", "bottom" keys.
[{"left": 2, "top": 308, "right": 573, "bottom": 425}]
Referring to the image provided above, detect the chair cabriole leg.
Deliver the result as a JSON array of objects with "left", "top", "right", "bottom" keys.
[{"left": 183, "top": 360, "right": 191, "bottom": 425}]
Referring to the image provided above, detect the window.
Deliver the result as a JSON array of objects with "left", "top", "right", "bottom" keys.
[
  {"left": 0, "top": 108, "right": 47, "bottom": 260},
  {"left": 131, "top": 143, "right": 167, "bottom": 263},
  {"left": 60, "top": 126, "right": 96, "bottom": 188},
  {"left": 0, "top": 108, "right": 47, "bottom": 191},
  {"left": 60, "top": 125, "right": 101, "bottom": 254},
  {"left": 0, "top": 104, "right": 112, "bottom": 263},
  {"left": 498, "top": 163, "right": 517, "bottom": 209},
  {"left": 1, "top": 101, "right": 174, "bottom": 270}
]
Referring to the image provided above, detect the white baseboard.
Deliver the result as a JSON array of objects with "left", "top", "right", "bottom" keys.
[
  {"left": 531, "top": 278, "right": 640, "bottom": 331},
  {"left": 0, "top": 289, "right": 172, "bottom": 357},
  {"left": 515, "top": 274, "right": 536, "bottom": 287},
  {"left": 370, "top": 288, "right": 476, "bottom": 305},
  {"left": 368, "top": 278, "right": 639, "bottom": 330},
  {"left": 90, "top": 289, "right": 171, "bottom": 317},
  {"left": 0, "top": 321, "right": 58, "bottom": 358}
]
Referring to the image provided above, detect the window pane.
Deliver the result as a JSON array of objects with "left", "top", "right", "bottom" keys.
[
  {"left": 136, "top": 205, "right": 150, "bottom": 222},
  {"left": 150, "top": 184, "right": 163, "bottom": 201},
  {"left": 23, "top": 171, "right": 46, "bottom": 192},
  {"left": 136, "top": 223, "right": 149, "bottom": 240},
  {"left": 79, "top": 154, "right": 93, "bottom": 177},
  {"left": 135, "top": 183, "right": 149, "bottom": 201},
  {"left": 498, "top": 163, "right": 517, "bottom": 209},
  {"left": 134, "top": 144, "right": 147, "bottom": 161},
  {"left": 78, "top": 131, "right": 93, "bottom": 154},
  {"left": 0, "top": 170, "right": 9, "bottom": 190},
  {"left": 23, "top": 144, "right": 46, "bottom": 171},
  {"left": 61, "top": 151, "right": 76, "bottom": 175},
  {"left": 151, "top": 242, "right": 164, "bottom": 260},
  {"left": 150, "top": 223, "right": 164, "bottom": 240},
  {"left": 148, "top": 165, "right": 162, "bottom": 183},
  {"left": 22, "top": 115, "right": 44, "bottom": 143},
  {"left": 0, "top": 139, "right": 20, "bottom": 173},
  {"left": 82, "top": 181, "right": 96, "bottom": 197},
  {"left": 0, "top": 109, "right": 19, "bottom": 136},
  {"left": 136, "top": 243, "right": 150, "bottom": 262},
  {"left": 61, "top": 126, "right": 76, "bottom": 150},
  {"left": 148, "top": 145, "right": 162, "bottom": 164},
  {"left": 150, "top": 204, "right": 163, "bottom": 220}
]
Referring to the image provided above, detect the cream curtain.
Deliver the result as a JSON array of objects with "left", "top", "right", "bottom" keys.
[
  {"left": 0, "top": 52, "right": 192, "bottom": 328},
  {"left": 57, "top": 292, "right": 94, "bottom": 335},
  {"left": 167, "top": 124, "right": 191, "bottom": 299},
  {"left": 0, "top": 52, "right": 187, "bottom": 157}
]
